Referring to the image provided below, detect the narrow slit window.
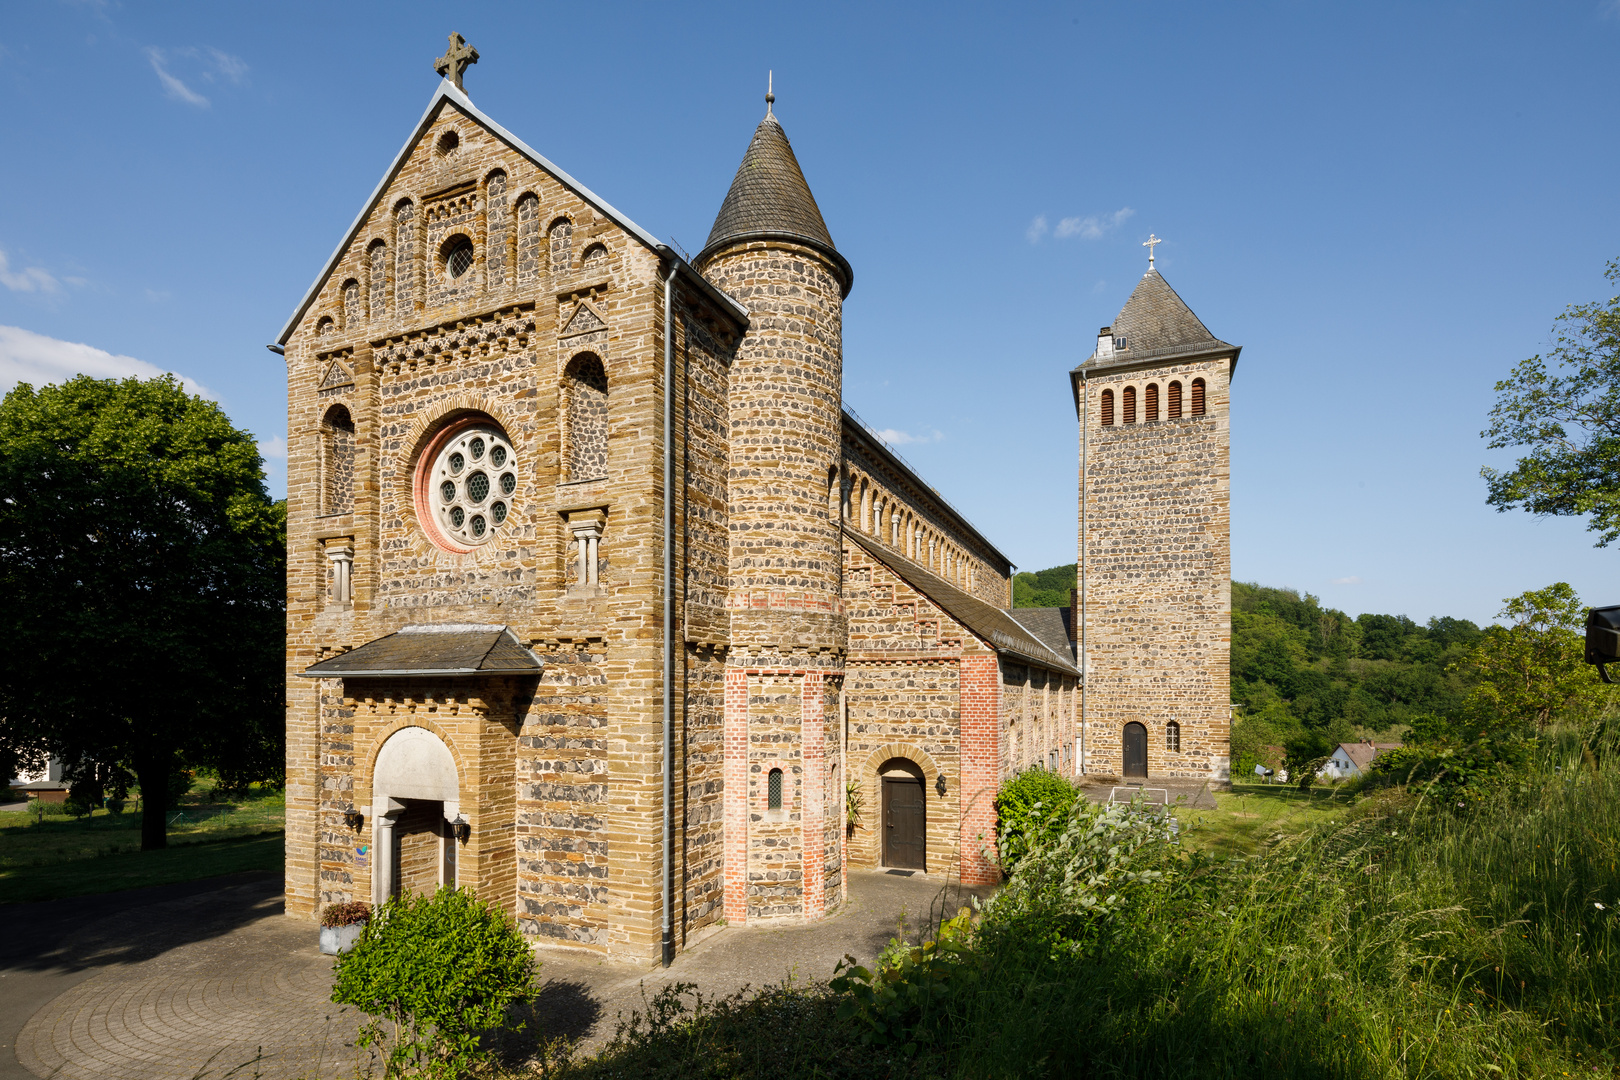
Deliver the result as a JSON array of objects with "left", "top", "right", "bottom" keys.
[
  {"left": 1100, "top": 389, "right": 1114, "bottom": 426},
  {"left": 1168, "top": 381, "right": 1183, "bottom": 418},
  {"left": 1192, "top": 378, "right": 1206, "bottom": 416},
  {"left": 1145, "top": 383, "right": 1159, "bottom": 421},
  {"left": 767, "top": 768, "right": 783, "bottom": 811},
  {"left": 1166, "top": 721, "right": 1181, "bottom": 752},
  {"left": 1123, "top": 385, "right": 1137, "bottom": 424}
]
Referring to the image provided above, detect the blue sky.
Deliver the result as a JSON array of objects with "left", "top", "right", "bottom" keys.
[{"left": 2, "top": 1, "right": 1617, "bottom": 626}]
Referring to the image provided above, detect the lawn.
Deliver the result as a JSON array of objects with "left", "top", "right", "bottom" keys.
[
  {"left": 0, "top": 781, "right": 285, "bottom": 903},
  {"left": 1178, "top": 779, "right": 1357, "bottom": 856}
]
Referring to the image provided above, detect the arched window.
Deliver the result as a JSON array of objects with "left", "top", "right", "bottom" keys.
[
  {"left": 1168, "top": 380, "right": 1183, "bottom": 419},
  {"left": 515, "top": 193, "right": 540, "bottom": 282},
  {"left": 1123, "top": 385, "right": 1137, "bottom": 424},
  {"left": 549, "top": 217, "right": 573, "bottom": 275},
  {"left": 441, "top": 235, "right": 475, "bottom": 280},
  {"left": 564, "top": 353, "right": 609, "bottom": 482},
  {"left": 322, "top": 405, "right": 355, "bottom": 516},
  {"left": 581, "top": 243, "right": 608, "bottom": 275},
  {"left": 484, "top": 170, "right": 508, "bottom": 289},
  {"left": 1166, "top": 721, "right": 1181, "bottom": 752},
  {"left": 393, "top": 200, "right": 415, "bottom": 310},
  {"left": 1191, "top": 378, "right": 1206, "bottom": 416},
  {"left": 368, "top": 240, "right": 388, "bottom": 318},
  {"left": 1145, "top": 383, "right": 1159, "bottom": 422},
  {"left": 1100, "top": 388, "right": 1114, "bottom": 426},
  {"left": 341, "top": 279, "right": 360, "bottom": 326},
  {"left": 767, "top": 768, "right": 783, "bottom": 811}
]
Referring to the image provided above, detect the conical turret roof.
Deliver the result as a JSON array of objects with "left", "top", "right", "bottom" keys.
[{"left": 698, "top": 107, "right": 852, "bottom": 295}]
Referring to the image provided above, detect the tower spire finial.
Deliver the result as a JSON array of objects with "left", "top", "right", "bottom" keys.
[
  {"left": 1143, "top": 233, "right": 1162, "bottom": 270},
  {"left": 766, "top": 70, "right": 774, "bottom": 117}
]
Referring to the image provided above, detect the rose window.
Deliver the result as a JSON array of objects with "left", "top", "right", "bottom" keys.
[{"left": 428, "top": 426, "right": 517, "bottom": 547}]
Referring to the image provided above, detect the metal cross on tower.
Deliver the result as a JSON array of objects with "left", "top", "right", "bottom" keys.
[
  {"left": 434, "top": 33, "right": 479, "bottom": 92},
  {"left": 1143, "top": 233, "right": 1162, "bottom": 270}
]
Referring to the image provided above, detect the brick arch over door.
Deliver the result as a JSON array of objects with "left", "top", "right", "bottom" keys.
[{"left": 856, "top": 742, "right": 954, "bottom": 874}]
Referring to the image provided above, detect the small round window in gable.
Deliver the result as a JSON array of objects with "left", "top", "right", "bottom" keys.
[{"left": 444, "top": 237, "right": 475, "bottom": 279}]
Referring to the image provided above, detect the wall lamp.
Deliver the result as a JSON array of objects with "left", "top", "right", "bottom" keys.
[
  {"left": 452, "top": 818, "right": 471, "bottom": 843},
  {"left": 343, "top": 808, "right": 364, "bottom": 831},
  {"left": 935, "top": 773, "right": 948, "bottom": 797}
]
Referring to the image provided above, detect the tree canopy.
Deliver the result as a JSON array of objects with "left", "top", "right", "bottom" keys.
[
  {"left": 0, "top": 375, "right": 285, "bottom": 849},
  {"left": 1013, "top": 563, "right": 1075, "bottom": 608},
  {"left": 1483, "top": 257, "right": 1620, "bottom": 544}
]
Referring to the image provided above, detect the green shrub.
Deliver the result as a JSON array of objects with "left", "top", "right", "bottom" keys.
[
  {"left": 992, "top": 766, "right": 1077, "bottom": 867},
  {"left": 331, "top": 886, "right": 536, "bottom": 1078}
]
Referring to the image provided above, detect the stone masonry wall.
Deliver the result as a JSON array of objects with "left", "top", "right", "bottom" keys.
[{"left": 1077, "top": 356, "right": 1232, "bottom": 780}]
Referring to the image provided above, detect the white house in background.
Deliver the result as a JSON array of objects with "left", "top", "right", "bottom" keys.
[
  {"left": 9, "top": 758, "right": 70, "bottom": 803},
  {"left": 1318, "top": 741, "right": 1402, "bottom": 781}
]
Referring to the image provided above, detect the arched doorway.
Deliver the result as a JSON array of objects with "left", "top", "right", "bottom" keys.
[
  {"left": 1123, "top": 723, "right": 1148, "bottom": 778},
  {"left": 879, "top": 758, "right": 926, "bottom": 870},
  {"left": 372, "top": 727, "right": 462, "bottom": 903}
]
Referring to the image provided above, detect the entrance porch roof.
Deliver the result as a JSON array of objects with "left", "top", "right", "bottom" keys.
[{"left": 299, "top": 625, "right": 543, "bottom": 679}]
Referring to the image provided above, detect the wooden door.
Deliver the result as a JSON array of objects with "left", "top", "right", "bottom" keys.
[
  {"left": 883, "top": 776, "right": 926, "bottom": 869},
  {"left": 1123, "top": 723, "right": 1148, "bottom": 778}
]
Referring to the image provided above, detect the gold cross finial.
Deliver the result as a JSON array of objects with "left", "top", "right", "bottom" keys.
[
  {"left": 1143, "top": 233, "right": 1162, "bottom": 270},
  {"left": 434, "top": 33, "right": 479, "bottom": 92}
]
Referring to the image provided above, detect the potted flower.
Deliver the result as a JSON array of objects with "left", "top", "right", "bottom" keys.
[{"left": 320, "top": 901, "right": 371, "bottom": 955}]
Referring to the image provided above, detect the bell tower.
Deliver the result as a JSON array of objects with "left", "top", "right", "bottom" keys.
[{"left": 696, "top": 86, "right": 854, "bottom": 923}]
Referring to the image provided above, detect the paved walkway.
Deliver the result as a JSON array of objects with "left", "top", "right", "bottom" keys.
[{"left": 5, "top": 870, "right": 985, "bottom": 1079}]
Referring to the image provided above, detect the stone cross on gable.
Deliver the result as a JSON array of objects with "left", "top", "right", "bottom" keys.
[{"left": 434, "top": 33, "right": 479, "bottom": 92}]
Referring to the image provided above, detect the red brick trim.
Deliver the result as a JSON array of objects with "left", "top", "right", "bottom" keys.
[
  {"left": 722, "top": 668, "right": 749, "bottom": 924},
  {"left": 801, "top": 673, "right": 826, "bottom": 918},
  {"left": 958, "top": 653, "right": 1001, "bottom": 885}
]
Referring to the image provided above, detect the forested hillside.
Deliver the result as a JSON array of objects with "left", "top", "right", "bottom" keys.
[
  {"left": 1012, "top": 564, "right": 1075, "bottom": 608},
  {"left": 1014, "top": 567, "right": 1485, "bottom": 773}
]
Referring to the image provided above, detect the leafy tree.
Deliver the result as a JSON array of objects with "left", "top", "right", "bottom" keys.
[
  {"left": 0, "top": 375, "right": 285, "bottom": 850},
  {"left": 1457, "top": 582, "right": 1609, "bottom": 736},
  {"left": 1482, "top": 258, "right": 1620, "bottom": 544},
  {"left": 1013, "top": 563, "right": 1075, "bottom": 608}
]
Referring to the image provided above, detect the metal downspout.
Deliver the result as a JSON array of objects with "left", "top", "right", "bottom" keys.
[
  {"left": 1079, "top": 366, "right": 1088, "bottom": 776},
  {"left": 661, "top": 255, "right": 678, "bottom": 966}
]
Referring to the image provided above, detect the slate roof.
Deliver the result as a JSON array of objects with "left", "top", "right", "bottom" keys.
[
  {"left": 1007, "top": 607, "right": 1075, "bottom": 664},
  {"left": 300, "top": 624, "right": 543, "bottom": 678},
  {"left": 276, "top": 79, "right": 748, "bottom": 346},
  {"left": 1071, "top": 269, "right": 1240, "bottom": 375},
  {"left": 1336, "top": 741, "right": 1402, "bottom": 773},
  {"left": 698, "top": 109, "right": 853, "bottom": 296},
  {"left": 845, "top": 528, "right": 1080, "bottom": 676}
]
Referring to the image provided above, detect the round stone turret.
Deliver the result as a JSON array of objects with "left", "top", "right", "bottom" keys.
[{"left": 697, "top": 100, "right": 852, "bottom": 658}]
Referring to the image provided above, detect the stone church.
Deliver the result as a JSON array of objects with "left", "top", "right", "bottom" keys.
[{"left": 278, "top": 39, "right": 1228, "bottom": 965}]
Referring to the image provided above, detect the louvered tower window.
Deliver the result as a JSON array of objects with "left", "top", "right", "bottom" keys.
[
  {"left": 1100, "top": 389, "right": 1114, "bottom": 426},
  {"left": 1145, "top": 383, "right": 1159, "bottom": 422},
  {"left": 1123, "top": 386, "right": 1137, "bottom": 424},
  {"left": 767, "top": 768, "right": 783, "bottom": 811},
  {"left": 1192, "top": 378, "right": 1206, "bottom": 416},
  {"left": 1168, "top": 381, "right": 1183, "bottom": 418}
]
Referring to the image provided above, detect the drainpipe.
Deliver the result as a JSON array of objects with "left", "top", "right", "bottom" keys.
[
  {"left": 659, "top": 251, "right": 679, "bottom": 967},
  {"left": 1078, "top": 365, "right": 1088, "bottom": 777}
]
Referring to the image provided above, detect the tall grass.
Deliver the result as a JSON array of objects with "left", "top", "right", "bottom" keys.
[
  {"left": 553, "top": 736, "right": 1618, "bottom": 1078},
  {"left": 934, "top": 732, "right": 1620, "bottom": 1078}
]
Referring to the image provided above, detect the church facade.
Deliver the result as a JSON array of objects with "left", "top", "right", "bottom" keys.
[{"left": 278, "top": 46, "right": 1225, "bottom": 965}]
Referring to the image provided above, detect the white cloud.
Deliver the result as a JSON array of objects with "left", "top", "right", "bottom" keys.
[
  {"left": 1054, "top": 208, "right": 1136, "bottom": 240},
  {"left": 145, "top": 46, "right": 248, "bottom": 108},
  {"left": 0, "top": 249, "right": 60, "bottom": 294},
  {"left": 256, "top": 435, "right": 287, "bottom": 460},
  {"left": 875, "top": 428, "right": 945, "bottom": 446},
  {"left": 1026, "top": 215, "right": 1048, "bottom": 243},
  {"left": 147, "top": 47, "right": 209, "bottom": 106},
  {"left": 0, "top": 324, "right": 213, "bottom": 399},
  {"left": 1331, "top": 576, "right": 1363, "bottom": 585}
]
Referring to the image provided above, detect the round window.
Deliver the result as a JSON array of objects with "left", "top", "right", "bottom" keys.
[
  {"left": 424, "top": 424, "right": 517, "bottom": 548},
  {"left": 445, "top": 238, "right": 475, "bottom": 279}
]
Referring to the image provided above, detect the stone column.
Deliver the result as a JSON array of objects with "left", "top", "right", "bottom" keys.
[
  {"left": 327, "top": 544, "right": 354, "bottom": 605},
  {"left": 370, "top": 797, "right": 406, "bottom": 906}
]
